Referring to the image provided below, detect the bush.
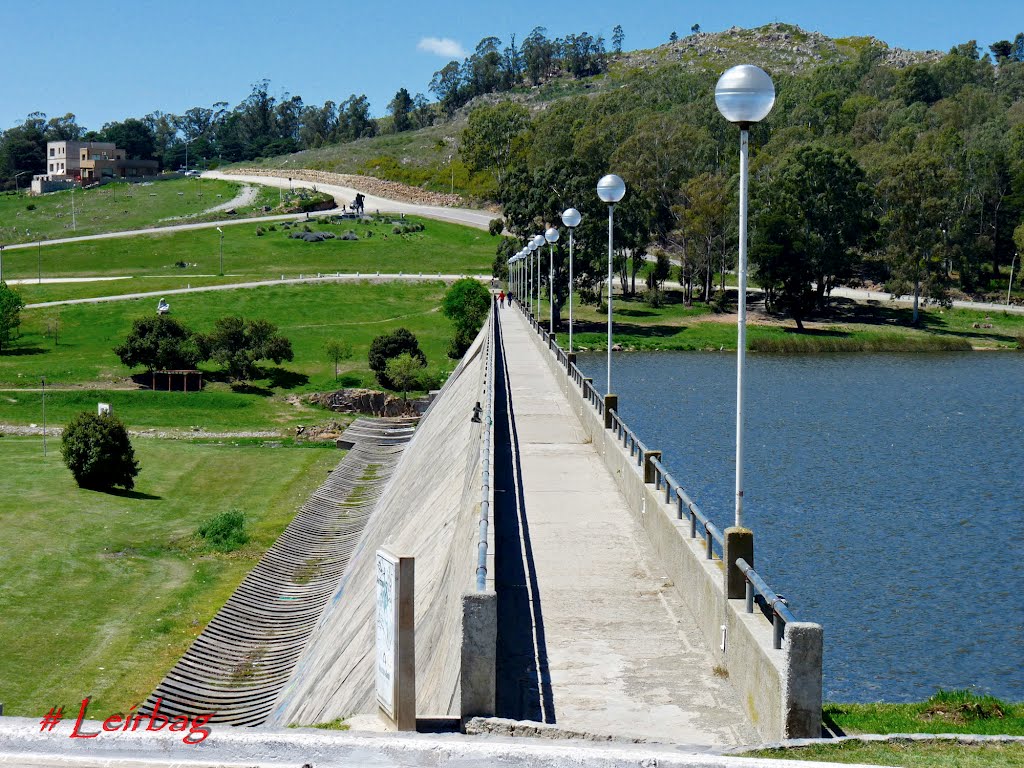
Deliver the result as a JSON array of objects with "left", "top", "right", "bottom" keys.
[
  {"left": 255, "top": 227, "right": 265, "bottom": 236},
  {"left": 197, "top": 509, "right": 249, "bottom": 552},
  {"left": 488, "top": 218, "right": 505, "bottom": 237},
  {"left": 442, "top": 278, "right": 491, "bottom": 358},
  {"left": 643, "top": 288, "right": 666, "bottom": 308},
  {"left": 368, "top": 328, "right": 426, "bottom": 388},
  {"left": 710, "top": 290, "right": 729, "bottom": 313},
  {"left": 61, "top": 412, "right": 140, "bottom": 491},
  {"left": 114, "top": 315, "right": 205, "bottom": 372},
  {"left": 25, "top": 203, "right": 36, "bottom": 211}
]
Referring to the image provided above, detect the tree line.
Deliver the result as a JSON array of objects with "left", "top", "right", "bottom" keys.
[
  {"left": 478, "top": 35, "right": 1024, "bottom": 320},
  {"left": 0, "top": 24, "right": 619, "bottom": 189}
]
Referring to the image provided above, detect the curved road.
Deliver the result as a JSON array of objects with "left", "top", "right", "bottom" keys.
[
  {"left": 204, "top": 170, "right": 496, "bottom": 230},
  {"left": 1, "top": 173, "right": 496, "bottom": 254}
]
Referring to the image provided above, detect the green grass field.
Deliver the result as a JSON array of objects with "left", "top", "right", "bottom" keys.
[
  {"left": 0, "top": 435, "right": 339, "bottom": 716},
  {"left": 0, "top": 178, "right": 268, "bottom": 244},
  {"left": 2, "top": 215, "right": 492, "bottom": 302},
  {"left": 532, "top": 291, "right": 1024, "bottom": 352},
  {"left": 0, "top": 280, "right": 464, "bottom": 430},
  {"left": 742, "top": 740, "right": 1024, "bottom": 767}
]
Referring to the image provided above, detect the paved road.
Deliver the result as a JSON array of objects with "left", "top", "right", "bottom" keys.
[
  {"left": 204, "top": 170, "right": 496, "bottom": 230},
  {"left": 492, "top": 304, "right": 756, "bottom": 746},
  {"left": 1, "top": 174, "right": 495, "bottom": 254},
  {"left": 25, "top": 272, "right": 493, "bottom": 309}
]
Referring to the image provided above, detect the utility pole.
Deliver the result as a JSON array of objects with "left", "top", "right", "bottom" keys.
[{"left": 42, "top": 376, "right": 47, "bottom": 457}]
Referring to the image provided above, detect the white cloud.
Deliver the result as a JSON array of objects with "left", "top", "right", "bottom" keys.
[{"left": 417, "top": 37, "right": 467, "bottom": 59}]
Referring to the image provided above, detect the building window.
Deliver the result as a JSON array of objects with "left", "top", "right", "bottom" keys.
[
  {"left": 49, "top": 148, "right": 55, "bottom": 157},
  {"left": 49, "top": 163, "right": 54, "bottom": 172}
]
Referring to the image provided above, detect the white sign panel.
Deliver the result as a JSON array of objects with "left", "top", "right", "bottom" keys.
[{"left": 375, "top": 549, "right": 398, "bottom": 717}]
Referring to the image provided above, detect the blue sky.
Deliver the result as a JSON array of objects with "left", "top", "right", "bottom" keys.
[{"left": 2, "top": 0, "right": 1021, "bottom": 130}]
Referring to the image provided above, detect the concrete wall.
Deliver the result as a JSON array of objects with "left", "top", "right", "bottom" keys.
[
  {"left": 518, "top": 312, "right": 822, "bottom": 742},
  {"left": 266, "top": 317, "right": 494, "bottom": 726}
]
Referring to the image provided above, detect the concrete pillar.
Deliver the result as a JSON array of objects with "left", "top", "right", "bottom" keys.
[
  {"left": 566, "top": 352, "right": 576, "bottom": 370},
  {"left": 723, "top": 527, "right": 753, "bottom": 600},
  {"left": 604, "top": 394, "right": 618, "bottom": 429},
  {"left": 782, "top": 621, "right": 823, "bottom": 739},
  {"left": 643, "top": 450, "right": 662, "bottom": 484},
  {"left": 460, "top": 590, "right": 497, "bottom": 719}
]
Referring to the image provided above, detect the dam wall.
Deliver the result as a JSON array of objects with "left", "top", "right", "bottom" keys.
[{"left": 267, "top": 314, "right": 494, "bottom": 725}]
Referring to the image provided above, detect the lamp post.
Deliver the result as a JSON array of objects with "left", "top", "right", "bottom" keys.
[
  {"left": 545, "top": 226, "right": 559, "bottom": 334},
  {"left": 715, "top": 64, "right": 776, "bottom": 529},
  {"left": 183, "top": 136, "right": 195, "bottom": 175},
  {"left": 597, "top": 174, "right": 626, "bottom": 396},
  {"left": 532, "top": 237, "right": 540, "bottom": 315},
  {"left": 1009, "top": 252, "right": 1018, "bottom": 306},
  {"left": 532, "top": 234, "right": 545, "bottom": 319},
  {"left": 70, "top": 183, "right": 77, "bottom": 231},
  {"left": 14, "top": 170, "right": 29, "bottom": 195},
  {"left": 41, "top": 375, "right": 47, "bottom": 457},
  {"left": 38, "top": 240, "right": 42, "bottom": 284},
  {"left": 561, "top": 208, "right": 581, "bottom": 352},
  {"left": 216, "top": 227, "right": 224, "bottom": 275},
  {"left": 0, "top": 244, "right": 4, "bottom": 282}
]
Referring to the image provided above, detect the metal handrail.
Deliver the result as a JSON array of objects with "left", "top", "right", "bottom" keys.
[
  {"left": 736, "top": 557, "right": 796, "bottom": 649},
  {"left": 510, "top": 291, "right": 800, "bottom": 646},
  {"left": 476, "top": 304, "right": 497, "bottom": 591}
]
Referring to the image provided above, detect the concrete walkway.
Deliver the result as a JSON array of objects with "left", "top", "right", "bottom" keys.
[{"left": 492, "top": 303, "right": 757, "bottom": 747}]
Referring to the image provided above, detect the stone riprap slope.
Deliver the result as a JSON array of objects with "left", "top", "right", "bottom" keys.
[{"left": 142, "top": 418, "right": 416, "bottom": 725}]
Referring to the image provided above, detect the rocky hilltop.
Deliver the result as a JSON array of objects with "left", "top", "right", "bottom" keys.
[{"left": 617, "top": 22, "right": 945, "bottom": 75}]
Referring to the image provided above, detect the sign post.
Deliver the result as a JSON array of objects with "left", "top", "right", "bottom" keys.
[{"left": 376, "top": 549, "right": 415, "bottom": 730}]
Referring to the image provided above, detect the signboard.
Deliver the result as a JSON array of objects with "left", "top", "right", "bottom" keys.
[
  {"left": 375, "top": 550, "right": 398, "bottom": 718},
  {"left": 374, "top": 548, "right": 415, "bottom": 730}
]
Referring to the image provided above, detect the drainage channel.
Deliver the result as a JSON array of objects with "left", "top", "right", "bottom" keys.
[{"left": 142, "top": 417, "right": 418, "bottom": 725}]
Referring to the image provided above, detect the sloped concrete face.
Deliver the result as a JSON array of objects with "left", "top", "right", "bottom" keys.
[{"left": 268, "top": 323, "right": 491, "bottom": 726}]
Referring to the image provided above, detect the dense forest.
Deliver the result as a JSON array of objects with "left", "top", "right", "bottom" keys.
[{"left": 482, "top": 33, "right": 1024, "bottom": 315}]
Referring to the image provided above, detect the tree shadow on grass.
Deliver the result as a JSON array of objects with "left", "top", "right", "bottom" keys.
[
  {"left": 229, "top": 382, "right": 274, "bottom": 396},
  {"left": 780, "top": 327, "right": 851, "bottom": 338},
  {"left": 825, "top": 298, "right": 1020, "bottom": 343},
  {"left": 263, "top": 367, "right": 309, "bottom": 390},
  {"left": 101, "top": 487, "right": 162, "bottom": 501},
  {"left": 0, "top": 346, "right": 48, "bottom": 357}
]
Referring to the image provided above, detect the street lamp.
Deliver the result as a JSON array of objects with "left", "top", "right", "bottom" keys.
[
  {"left": 14, "top": 170, "right": 29, "bottom": 195},
  {"left": 532, "top": 234, "right": 545, "bottom": 319},
  {"left": 0, "top": 244, "right": 4, "bottom": 282},
  {"left": 561, "top": 207, "right": 581, "bottom": 352},
  {"left": 597, "top": 174, "right": 626, "bottom": 396},
  {"left": 1009, "top": 252, "right": 1018, "bottom": 306},
  {"left": 532, "top": 236, "right": 540, "bottom": 317},
  {"left": 715, "top": 63, "right": 775, "bottom": 529},
  {"left": 545, "top": 226, "right": 559, "bottom": 334},
  {"left": 70, "top": 183, "right": 77, "bottom": 231},
  {"left": 183, "top": 136, "right": 195, "bottom": 175},
  {"left": 216, "top": 227, "right": 224, "bottom": 275}
]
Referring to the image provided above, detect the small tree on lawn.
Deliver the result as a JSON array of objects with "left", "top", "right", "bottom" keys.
[
  {"left": 61, "top": 412, "right": 140, "bottom": 491},
  {"left": 441, "top": 278, "right": 492, "bottom": 358},
  {"left": 0, "top": 282, "right": 25, "bottom": 353},
  {"left": 203, "top": 316, "right": 293, "bottom": 381},
  {"left": 324, "top": 339, "right": 353, "bottom": 381},
  {"left": 368, "top": 328, "right": 426, "bottom": 388},
  {"left": 385, "top": 352, "right": 426, "bottom": 402},
  {"left": 114, "top": 315, "right": 205, "bottom": 372}
]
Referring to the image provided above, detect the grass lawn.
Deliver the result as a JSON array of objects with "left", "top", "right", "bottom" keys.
[
  {"left": 0, "top": 178, "right": 269, "bottom": 244},
  {"left": 741, "top": 740, "right": 1024, "bottom": 767},
  {"left": 0, "top": 281, "right": 462, "bottom": 429},
  {"left": 531, "top": 291, "right": 1024, "bottom": 352},
  {"left": 825, "top": 692, "right": 1024, "bottom": 737},
  {"left": 3, "top": 215, "right": 492, "bottom": 301},
  {"left": 0, "top": 435, "right": 339, "bottom": 717}
]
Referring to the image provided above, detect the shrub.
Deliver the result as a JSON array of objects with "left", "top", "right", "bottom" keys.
[
  {"left": 61, "top": 412, "right": 140, "bottom": 491},
  {"left": 26, "top": 203, "right": 36, "bottom": 211},
  {"left": 114, "top": 315, "right": 205, "bottom": 372},
  {"left": 442, "top": 278, "right": 491, "bottom": 358},
  {"left": 268, "top": 225, "right": 277, "bottom": 232},
  {"left": 255, "top": 227, "right": 265, "bottom": 236},
  {"left": 710, "top": 290, "right": 729, "bottom": 313},
  {"left": 197, "top": 509, "right": 249, "bottom": 552},
  {"left": 644, "top": 288, "right": 666, "bottom": 308},
  {"left": 488, "top": 218, "right": 505, "bottom": 237},
  {"left": 392, "top": 225, "right": 403, "bottom": 234},
  {"left": 368, "top": 328, "right": 426, "bottom": 389},
  {"left": 0, "top": 281, "right": 25, "bottom": 353}
]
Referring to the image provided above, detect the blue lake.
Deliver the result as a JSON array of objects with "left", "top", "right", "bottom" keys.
[{"left": 575, "top": 350, "right": 1024, "bottom": 703}]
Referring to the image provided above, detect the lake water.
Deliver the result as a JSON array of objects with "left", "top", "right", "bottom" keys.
[{"left": 575, "top": 351, "right": 1024, "bottom": 703}]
